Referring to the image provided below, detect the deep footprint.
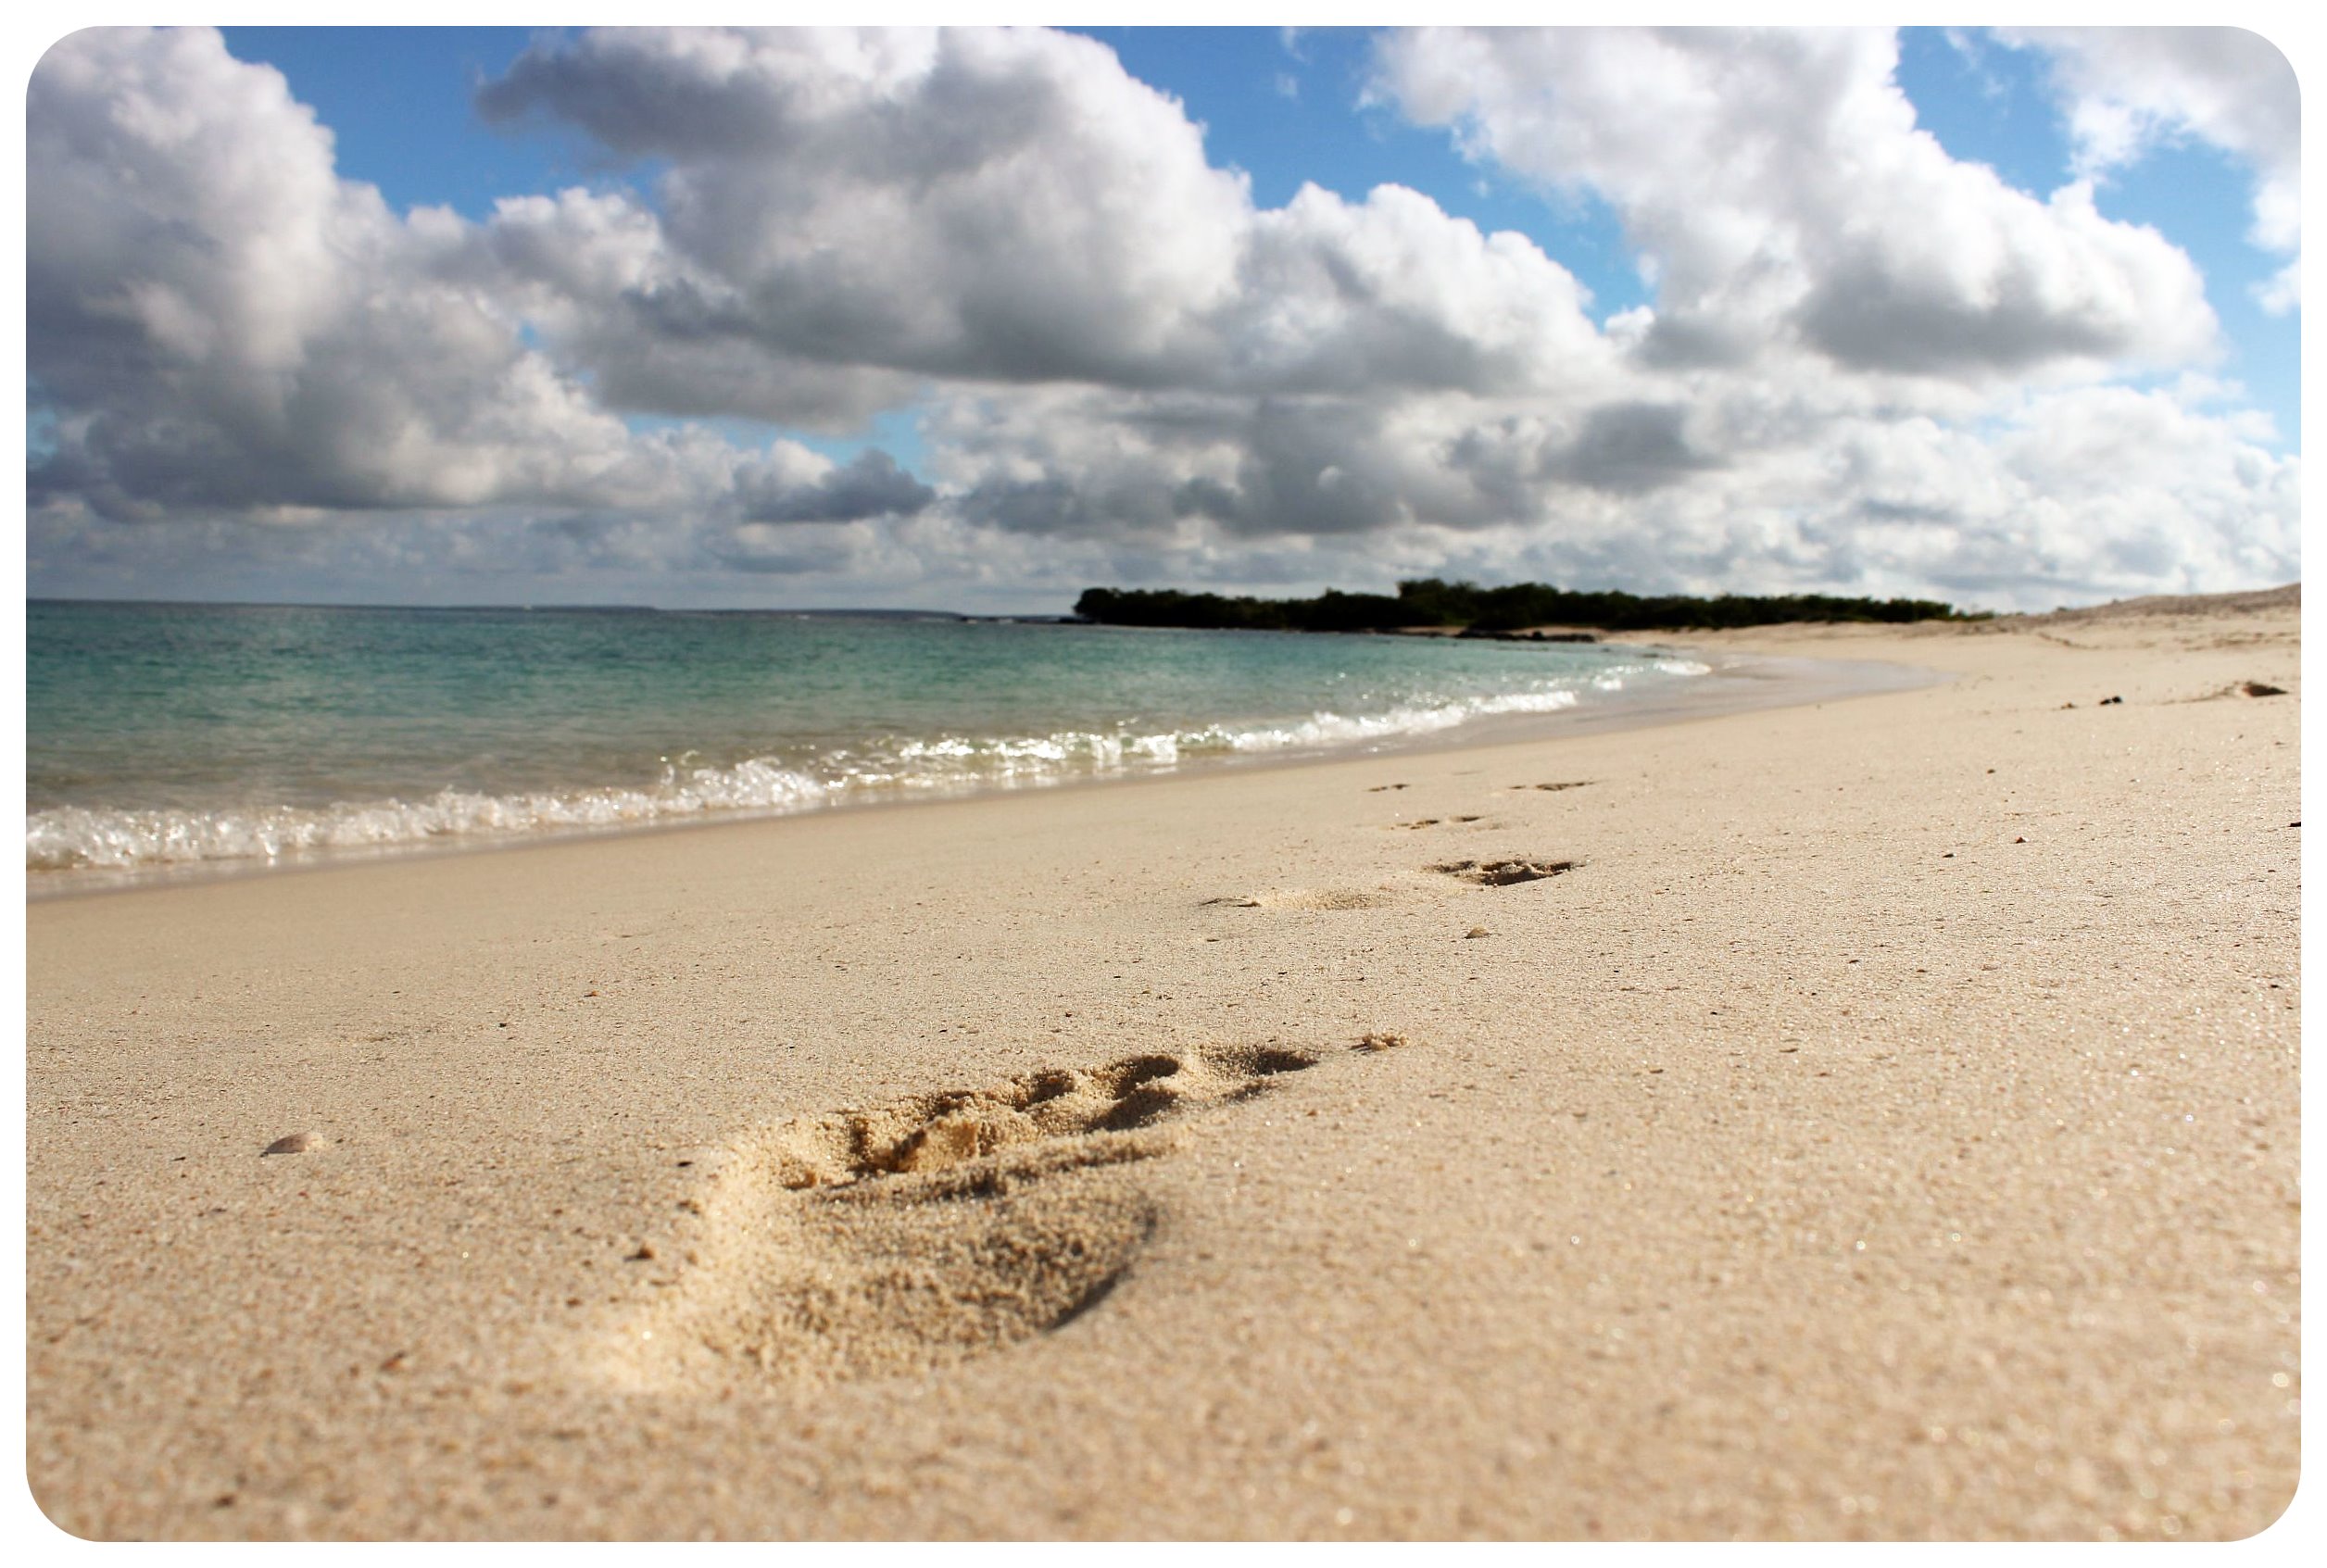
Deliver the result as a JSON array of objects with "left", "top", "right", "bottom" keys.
[
  {"left": 610, "top": 1044, "right": 1319, "bottom": 1388},
  {"left": 1434, "top": 857, "right": 1576, "bottom": 885}
]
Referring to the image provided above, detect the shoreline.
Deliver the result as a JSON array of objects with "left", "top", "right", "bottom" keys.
[
  {"left": 23, "top": 643, "right": 1937, "bottom": 903},
  {"left": 25, "top": 596, "right": 2299, "bottom": 1539}
]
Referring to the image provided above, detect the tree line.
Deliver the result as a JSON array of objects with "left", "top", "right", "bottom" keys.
[{"left": 1074, "top": 578, "right": 1976, "bottom": 633}]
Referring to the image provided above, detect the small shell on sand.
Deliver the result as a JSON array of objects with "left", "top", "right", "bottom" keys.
[
  {"left": 261, "top": 1133, "right": 312, "bottom": 1155},
  {"left": 1465, "top": 927, "right": 1491, "bottom": 939}
]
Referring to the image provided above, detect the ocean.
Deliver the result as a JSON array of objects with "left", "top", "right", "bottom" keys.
[{"left": 25, "top": 599, "right": 1708, "bottom": 886}]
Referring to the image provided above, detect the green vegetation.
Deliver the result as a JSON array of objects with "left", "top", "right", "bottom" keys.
[{"left": 1075, "top": 579, "right": 1975, "bottom": 634}]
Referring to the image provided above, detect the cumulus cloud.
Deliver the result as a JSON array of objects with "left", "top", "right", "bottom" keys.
[
  {"left": 1374, "top": 27, "right": 2220, "bottom": 379},
  {"left": 466, "top": 185, "right": 922, "bottom": 430},
  {"left": 918, "top": 370, "right": 2294, "bottom": 610},
  {"left": 477, "top": 27, "right": 1251, "bottom": 389},
  {"left": 23, "top": 24, "right": 2300, "bottom": 613},
  {"left": 933, "top": 386, "right": 1588, "bottom": 547},
  {"left": 28, "top": 27, "right": 721, "bottom": 521},
  {"left": 2000, "top": 27, "right": 2301, "bottom": 312},
  {"left": 473, "top": 28, "right": 1616, "bottom": 404},
  {"left": 733, "top": 445, "right": 937, "bottom": 523}
]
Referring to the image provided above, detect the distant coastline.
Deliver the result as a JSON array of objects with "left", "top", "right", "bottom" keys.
[{"left": 1075, "top": 577, "right": 1983, "bottom": 636}]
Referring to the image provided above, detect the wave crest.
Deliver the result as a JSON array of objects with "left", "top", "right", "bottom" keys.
[{"left": 29, "top": 662, "right": 1695, "bottom": 873}]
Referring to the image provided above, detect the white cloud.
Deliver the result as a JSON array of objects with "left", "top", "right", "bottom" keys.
[
  {"left": 1375, "top": 27, "right": 2220, "bottom": 378},
  {"left": 22, "top": 24, "right": 2300, "bottom": 614},
  {"left": 475, "top": 27, "right": 1612, "bottom": 403},
  {"left": 28, "top": 27, "right": 723, "bottom": 520},
  {"left": 2000, "top": 27, "right": 2301, "bottom": 313},
  {"left": 476, "top": 27, "right": 1252, "bottom": 389},
  {"left": 934, "top": 377, "right": 2294, "bottom": 610}
]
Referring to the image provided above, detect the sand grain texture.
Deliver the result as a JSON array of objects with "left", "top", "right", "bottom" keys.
[{"left": 25, "top": 597, "right": 2300, "bottom": 1540}]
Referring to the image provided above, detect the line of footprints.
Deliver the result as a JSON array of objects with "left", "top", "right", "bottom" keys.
[{"left": 602, "top": 776, "right": 1579, "bottom": 1388}]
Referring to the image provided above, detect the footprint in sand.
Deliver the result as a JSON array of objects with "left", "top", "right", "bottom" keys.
[
  {"left": 1433, "top": 857, "right": 1576, "bottom": 885},
  {"left": 608, "top": 1044, "right": 1320, "bottom": 1388}
]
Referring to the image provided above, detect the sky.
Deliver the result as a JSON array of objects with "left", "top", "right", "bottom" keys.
[{"left": 21, "top": 23, "right": 2306, "bottom": 613}]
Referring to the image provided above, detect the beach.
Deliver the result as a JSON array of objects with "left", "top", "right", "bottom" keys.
[{"left": 23, "top": 590, "right": 2300, "bottom": 1540}]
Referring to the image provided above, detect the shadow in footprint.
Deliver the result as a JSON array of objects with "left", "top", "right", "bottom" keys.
[{"left": 607, "top": 1044, "right": 1321, "bottom": 1389}]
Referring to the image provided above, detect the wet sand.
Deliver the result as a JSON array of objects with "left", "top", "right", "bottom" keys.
[{"left": 23, "top": 589, "right": 2300, "bottom": 1539}]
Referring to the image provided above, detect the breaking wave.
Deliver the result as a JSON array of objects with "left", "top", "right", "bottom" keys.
[{"left": 29, "top": 660, "right": 1703, "bottom": 876}]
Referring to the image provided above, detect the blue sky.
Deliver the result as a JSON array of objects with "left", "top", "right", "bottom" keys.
[{"left": 28, "top": 27, "right": 2302, "bottom": 610}]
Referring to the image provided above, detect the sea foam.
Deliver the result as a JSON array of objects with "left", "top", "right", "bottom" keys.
[{"left": 27, "top": 648, "right": 1703, "bottom": 875}]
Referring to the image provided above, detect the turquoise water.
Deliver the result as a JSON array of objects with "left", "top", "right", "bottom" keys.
[{"left": 26, "top": 599, "right": 1706, "bottom": 881}]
